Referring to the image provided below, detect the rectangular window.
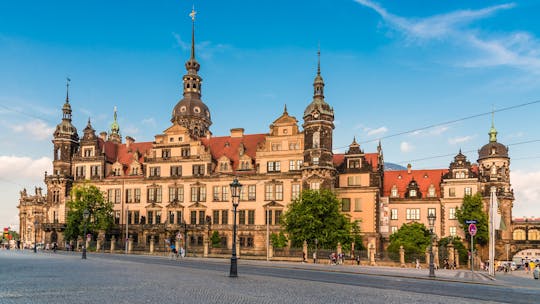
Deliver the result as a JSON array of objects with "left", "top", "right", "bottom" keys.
[
  {"left": 162, "top": 149, "right": 171, "bottom": 159},
  {"left": 239, "top": 210, "right": 246, "bottom": 225},
  {"left": 275, "top": 210, "right": 282, "bottom": 225},
  {"left": 126, "top": 189, "right": 133, "bottom": 203},
  {"left": 391, "top": 226, "right": 398, "bottom": 234},
  {"left": 354, "top": 198, "right": 362, "bottom": 212},
  {"left": 149, "top": 167, "right": 160, "bottom": 177},
  {"left": 169, "top": 211, "right": 175, "bottom": 224},
  {"left": 155, "top": 211, "right": 161, "bottom": 224},
  {"left": 199, "top": 211, "right": 205, "bottom": 225},
  {"left": 84, "top": 148, "right": 92, "bottom": 157},
  {"left": 134, "top": 188, "right": 141, "bottom": 203},
  {"left": 266, "top": 209, "right": 272, "bottom": 225},
  {"left": 213, "top": 186, "right": 220, "bottom": 201},
  {"left": 115, "top": 189, "right": 121, "bottom": 204},
  {"left": 449, "top": 208, "right": 456, "bottom": 220},
  {"left": 428, "top": 208, "right": 436, "bottom": 217},
  {"left": 464, "top": 187, "right": 472, "bottom": 196},
  {"left": 176, "top": 211, "right": 182, "bottom": 224},
  {"left": 134, "top": 211, "right": 140, "bottom": 224},
  {"left": 221, "top": 186, "right": 228, "bottom": 201},
  {"left": 291, "top": 184, "right": 300, "bottom": 200},
  {"left": 342, "top": 198, "right": 351, "bottom": 212},
  {"left": 248, "top": 185, "right": 256, "bottom": 201},
  {"left": 114, "top": 211, "right": 120, "bottom": 224},
  {"left": 267, "top": 161, "right": 281, "bottom": 172},
  {"left": 449, "top": 226, "right": 457, "bottom": 236},
  {"left": 147, "top": 211, "right": 154, "bottom": 225},
  {"left": 347, "top": 176, "right": 360, "bottom": 186},
  {"left": 265, "top": 184, "right": 273, "bottom": 201},
  {"left": 275, "top": 184, "right": 283, "bottom": 201},
  {"left": 190, "top": 211, "right": 197, "bottom": 225},
  {"left": 170, "top": 166, "right": 182, "bottom": 177},
  {"left": 221, "top": 210, "right": 228, "bottom": 225},
  {"left": 108, "top": 189, "right": 114, "bottom": 203},
  {"left": 248, "top": 210, "right": 255, "bottom": 225},
  {"left": 192, "top": 164, "right": 205, "bottom": 176},
  {"left": 213, "top": 210, "right": 220, "bottom": 224},
  {"left": 289, "top": 160, "right": 295, "bottom": 171},
  {"left": 391, "top": 209, "right": 398, "bottom": 220},
  {"left": 310, "top": 182, "right": 320, "bottom": 190},
  {"left": 406, "top": 208, "right": 420, "bottom": 220},
  {"left": 191, "top": 186, "right": 206, "bottom": 202},
  {"left": 391, "top": 188, "right": 398, "bottom": 198},
  {"left": 90, "top": 165, "right": 100, "bottom": 177},
  {"left": 449, "top": 187, "right": 456, "bottom": 197},
  {"left": 181, "top": 146, "right": 190, "bottom": 157}
]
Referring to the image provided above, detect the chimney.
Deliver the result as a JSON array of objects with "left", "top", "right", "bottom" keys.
[
  {"left": 126, "top": 136, "right": 135, "bottom": 149},
  {"left": 407, "top": 163, "right": 412, "bottom": 174},
  {"left": 230, "top": 128, "right": 244, "bottom": 138},
  {"left": 100, "top": 132, "right": 107, "bottom": 141}
]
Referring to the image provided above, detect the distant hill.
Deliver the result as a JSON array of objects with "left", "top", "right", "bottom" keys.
[{"left": 384, "top": 162, "right": 407, "bottom": 171}]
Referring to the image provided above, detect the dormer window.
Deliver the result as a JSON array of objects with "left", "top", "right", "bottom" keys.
[
  {"left": 428, "top": 185, "right": 436, "bottom": 197},
  {"left": 391, "top": 186, "right": 398, "bottom": 198},
  {"left": 84, "top": 148, "right": 92, "bottom": 157},
  {"left": 348, "top": 159, "right": 360, "bottom": 169},
  {"left": 220, "top": 162, "right": 229, "bottom": 171},
  {"left": 409, "top": 189, "right": 417, "bottom": 197},
  {"left": 455, "top": 171, "right": 465, "bottom": 179}
]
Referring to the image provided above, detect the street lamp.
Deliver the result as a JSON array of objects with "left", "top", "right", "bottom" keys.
[
  {"left": 314, "top": 238, "right": 318, "bottom": 264},
  {"left": 33, "top": 220, "right": 38, "bottom": 253},
  {"left": 82, "top": 209, "right": 90, "bottom": 260},
  {"left": 427, "top": 212, "right": 436, "bottom": 278},
  {"left": 229, "top": 177, "right": 242, "bottom": 277}
]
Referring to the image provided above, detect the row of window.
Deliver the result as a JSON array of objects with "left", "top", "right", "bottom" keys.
[
  {"left": 513, "top": 229, "right": 540, "bottom": 241},
  {"left": 341, "top": 198, "right": 363, "bottom": 212},
  {"left": 267, "top": 160, "right": 303, "bottom": 172},
  {"left": 116, "top": 209, "right": 272, "bottom": 226},
  {"left": 75, "top": 165, "right": 102, "bottom": 178},
  {"left": 389, "top": 186, "right": 473, "bottom": 198},
  {"left": 389, "top": 208, "right": 457, "bottom": 220},
  {"left": 389, "top": 226, "right": 457, "bottom": 236},
  {"left": 270, "top": 142, "right": 301, "bottom": 151},
  {"left": 148, "top": 164, "right": 205, "bottom": 177}
]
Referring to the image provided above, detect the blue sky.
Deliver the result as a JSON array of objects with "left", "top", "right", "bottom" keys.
[{"left": 2, "top": 0, "right": 540, "bottom": 229}]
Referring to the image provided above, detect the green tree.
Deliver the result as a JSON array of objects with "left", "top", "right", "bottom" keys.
[
  {"left": 438, "top": 236, "right": 468, "bottom": 265},
  {"left": 388, "top": 222, "right": 431, "bottom": 256},
  {"left": 456, "top": 193, "right": 488, "bottom": 246},
  {"left": 282, "top": 189, "right": 355, "bottom": 249},
  {"left": 270, "top": 232, "right": 288, "bottom": 248},
  {"left": 64, "top": 184, "right": 114, "bottom": 241},
  {"left": 210, "top": 231, "right": 221, "bottom": 248}
]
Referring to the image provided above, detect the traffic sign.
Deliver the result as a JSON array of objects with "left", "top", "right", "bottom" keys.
[
  {"left": 468, "top": 223, "right": 477, "bottom": 236},
  {"left": 465, "top": 220, "right": 477, "bottom": 224}
]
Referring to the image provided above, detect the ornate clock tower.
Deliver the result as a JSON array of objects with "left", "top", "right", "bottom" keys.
[{"left": 302, "top": 51, "right": 336, "bottom": 190}]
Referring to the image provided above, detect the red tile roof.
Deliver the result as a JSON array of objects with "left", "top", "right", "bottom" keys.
[
  {"left": 201, "top": 134, "right": 267, "bottom": 171},
  {"left": 383, "top": 169, "right": 448, "bottom": 198},
  {"left": 513, "top": 217, "right": 540, "bottom": 223}
]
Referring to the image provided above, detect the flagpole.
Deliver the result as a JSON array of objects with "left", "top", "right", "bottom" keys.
[{"left": 489, "top": 187, "right": 495, "bottom": 276}]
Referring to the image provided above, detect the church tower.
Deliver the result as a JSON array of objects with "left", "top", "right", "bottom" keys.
[
  {"left": 108, "top": 106, "right": 122, "bottom": 143},
  {"left": 302, "top": 50, "right": 336, "bottom": 190},
  {"left": 171, "top": 8, "right": 212, "bottom": 138},
  {"left": 52, "top": 80, "right": 79, "bottom": 177},
  {"left": 477, "top": 115, "right": 514, "bottom": 242}
]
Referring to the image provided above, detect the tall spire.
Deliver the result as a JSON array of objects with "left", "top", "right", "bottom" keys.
[
  {"left": 189, "top": 6, "right": 196, "bottom": 60},
  {"left": 317, "top": 44, "right": 321, "bottom": 76},
  {"left": 65, "top": 77, "right": 71, "bottom": 103},
  {"left": 109, "top": 106, "right": 121, "bottom": 143},
  {"left": 313, "top": 47, "right": 324, "bottom": 99},
  {"left": 62, "top": 78, "right": 72, "bottom": 121},
  {"left": 489, "top": 108, "right": 497, "bottom": 142}
]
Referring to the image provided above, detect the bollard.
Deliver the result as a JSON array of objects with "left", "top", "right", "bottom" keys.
[
  {"left": 149, "top": 235, "right": 155, "bottom": 254},
  {"left": 110, "top": 236, "right": 116, "bottom": 252},
  {"left": 399, "top": 245, "right": 406, "bottom": 267},
  {"left": 447, "top": 241, "right": 454, "bottom": 269},
  {"left": 128, "top": 237, "right": 133, "bottom": 253}
]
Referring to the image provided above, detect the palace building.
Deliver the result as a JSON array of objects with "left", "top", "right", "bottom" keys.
[{"left": 18, "top": 11, "right": 516, "bottom": 259}]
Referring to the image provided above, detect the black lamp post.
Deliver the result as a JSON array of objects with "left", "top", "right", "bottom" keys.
[
  {"left": 428, "top": 212, "right": 436, "bottom": 278},
  {"left": 229, "top": 178, "right": 242, "bottom": 277},
  {"left": 82, "top": 209, "right": 89, "bottom": 260},
  {"left": 33, "top": 220, "right": 38, "bottom": 253}
]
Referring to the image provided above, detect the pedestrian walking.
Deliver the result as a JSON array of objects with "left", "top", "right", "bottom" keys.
[{"left": 534, "top": 265, "right": 539, "bottom": 280}]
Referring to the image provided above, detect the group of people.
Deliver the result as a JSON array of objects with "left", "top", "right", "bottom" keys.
[
  {"left": 168, "top": 241, "right": 185, "bottom": 260},
  {"left": 329, "top": 252, "right": 346, "bottom": 265}
]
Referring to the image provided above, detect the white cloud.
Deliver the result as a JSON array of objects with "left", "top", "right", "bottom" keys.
[
  {"left": 0, "top": 155, "right": 52, "bottom": 180},
  {"left": 365, "top": 126, "right": 388, "bottom": 136},
  {"left": 400, "top": 141, "right": 413, "bottom": 152},
  {"left": 430, "top": 126, "right": 449, "bottom": 135},
  {"left": 142, "top": 117, "right": 156, "bottom": 127},
  {"left": 355, "top": 1, "right": 540, "bottom": 73},
  {"left": 172, "top": 32, "right": 231, "bottom": 60},
  {"left": 511, "top": 170, "right": 540, "bottom": 217},
  {"left": 10, "top": 120, "right": 54, "bottom": 140},
  {"left": 448, "top": 135, "right": 473, "bottom": 144}
]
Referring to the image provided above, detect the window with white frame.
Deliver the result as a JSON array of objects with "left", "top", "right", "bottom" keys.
[
  {"left": 391, "top": 209, "right": 398, "bottom": 220},
  {"left": 428, "top": 185, "right": 436, "bottom": 197},
  {"left": 264, "top": 183, "right": 283, "bottom": 201},
  {"left": 406, "top": 208, "right": 420, "bottom": 220},
  {"left": 354, "top": 198, "right": 362, "bottom": 212},
  {"left": 449, "top": 207, "right": 456, "bottom": 220},
  {"left": 428, "top": 208, "right": 436, "bottom": 217},
  {"left": 449, "top": 226, "right": 457, "bottom": 236},
  {"left": 347, "top": 176, "right": 360, "bottom": 186},
  {"left": 391, "top": 226, "right": 398, "bottom": 234},
  {"left": 391, "top": 186, "right": 398, "bottom": 198},
  {"left": 267, "top": 161, "right": 281, "bottom": 172},
  {"left": 291, "top": 183, "right": 300, "bottom": 200},
  {"left": 465, "top": 187, "right": 472, "bottom": 196},
  {"left": 310, "top": 182, "right": 320, "bottom": 190},
  {"left": 169, "top": 186, "right": 184, "bottom": 202}
]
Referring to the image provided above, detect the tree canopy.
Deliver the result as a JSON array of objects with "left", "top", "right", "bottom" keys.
[
  {"left": 282, "top": 189, "right": 360, "bottom": 249},
  {"left": 456, "top": 193, "right": 488, "bottom": 246},
  {"left": 388, "top": 222, "right": 431, "bottom": 256},
  {"left": 64, "top": 184, "right": 114, "bottom": 241},
  {"left": 270, "top": 232, "right": 288, "bottom": 248}
]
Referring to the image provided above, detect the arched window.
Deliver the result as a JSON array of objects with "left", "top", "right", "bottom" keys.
[
  {"left": 529, "top": 229, "right": 539, "bottom": 241},
  {"left": 313, "top": 131, "right": 320, "bottom": 148}
]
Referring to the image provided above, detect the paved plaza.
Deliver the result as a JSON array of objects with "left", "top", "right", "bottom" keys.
[{"left": 1, "top": 250, "right": 539, "bottom": 303}]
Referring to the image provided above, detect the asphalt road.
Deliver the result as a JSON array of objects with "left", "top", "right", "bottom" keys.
[{"left": 1, "top": 250, "right": 538, "bottom": 304}]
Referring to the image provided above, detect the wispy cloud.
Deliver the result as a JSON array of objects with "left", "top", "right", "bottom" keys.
[
  {"left": 511, "top": 170, "right": 540, "bottom": 217},
  {"left": 365, "top": 126, "right": 388, "bottom": 136},
  {"left": 355, "top": 1, "right": 540, "bottom": 73},
  {"left": 0, "top": 155, "right": 52, "bottom": 180},
  {"left": 400, "top": 141, "right": 413, "bottom": 152},
  {"left": 448, "top": 135, "right": 473, "bottom": 144},
  {"left": 172, "top": 32, "right": 231, "bottom": 60},
  {"left": 142, "top": 117, "right": 157, "bottom": 127},
  {"left": 10, "top": 120, "right": 54, "bottom": 140}
]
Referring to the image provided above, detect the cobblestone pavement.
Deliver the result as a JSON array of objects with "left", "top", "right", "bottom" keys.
[{"left": 0, "top": 250, "right": 537, "bottom": 304}]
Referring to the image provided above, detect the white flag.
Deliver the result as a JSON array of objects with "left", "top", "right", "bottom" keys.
[{"left": 493, "top": 191, "right": 502, "bottom": 230}]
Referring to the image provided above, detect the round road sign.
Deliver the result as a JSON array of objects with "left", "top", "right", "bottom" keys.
[{"left": 468, "top": 223, "right": 477, "bottom": 236}]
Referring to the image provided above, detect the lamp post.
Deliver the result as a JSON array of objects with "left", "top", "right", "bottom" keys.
[
  {"left": 229, "top": 178, "right": 242, "bottom": 277},
  {"left": 314, "top": 238, "right": 318, "bottom": 264},
  {"left": 427, "top": 212, "right": 436, "bottom": 278},
  {"left": 33, "top": 220, "right": 38, "bottom": 253},
  {"left": 82, "top": 209, "right": 89, "bottom": 260}
]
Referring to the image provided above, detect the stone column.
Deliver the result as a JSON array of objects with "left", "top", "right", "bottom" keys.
[
  {"left": 399, "top": 245, "right": 405, "bottom": 267},
  {"left": 203, "top": 238, "right": 209, "bottom": 257},
  {"left": 337, "top": 242, "right": 342, "bottom": 255},
  {"left": 76, "top": 237, "right": 81, "bottom": 251},
  {"left": 369, "top": 244, "right": 376, "bottom": 266},
  {"left": 269, "top": 243, "right": 274, "bottom": 259},
  {"left": 351, "top": 242, "right": 355, "bottom": 258},
  {"left": 149, "top": 235, "right": 155, "bottom": 254},
  {"left": 110, "top": 236, "right": 116, "bottom": 252},
  {"left": 96, "top": 239, "right": 101, "bottom": 252},
  {"left": 128, "top": 237, "right": 133, "bottom": 253},
  {"left": 454, "top": 249, "right": 460, "bottom": 268},
  {"left": 447, "top": 242, "right": 455, "bottom": 268}
]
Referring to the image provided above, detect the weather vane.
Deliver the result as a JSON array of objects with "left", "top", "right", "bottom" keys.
[{"left": 189, "top": 5, "right": 196, "bottom": 21}]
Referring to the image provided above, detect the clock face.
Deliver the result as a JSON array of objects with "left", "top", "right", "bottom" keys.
[{"left": 312, "top": 111, "right": 319, "bottom": 118}]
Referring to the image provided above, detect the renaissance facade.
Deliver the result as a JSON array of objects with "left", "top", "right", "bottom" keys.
[{"left": 18, "top": 13, "right": 515, "bottom": 259}]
